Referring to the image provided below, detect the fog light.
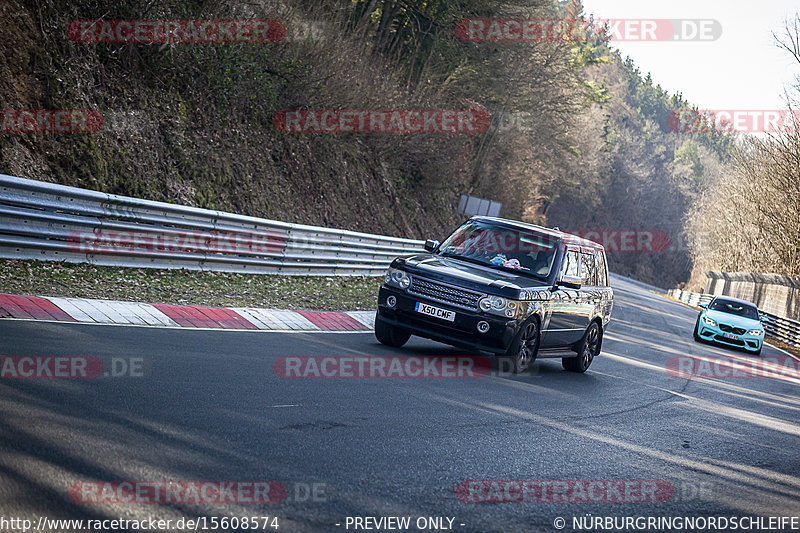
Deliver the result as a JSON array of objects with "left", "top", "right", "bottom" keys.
[
  {"left": 386, "top": 295, "right": 397, "bottom": 308},
  {"left": 477, "top": 321, "right": 490, "bottom": 334}
]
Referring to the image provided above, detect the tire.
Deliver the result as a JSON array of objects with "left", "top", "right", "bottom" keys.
[
  {"left": 374, "top": 315, "right": 411, "bottom": 347},
  {"left": 502, "top": 318, "right": 540, "bottom": 374},
  {"left": 563, "top": 321, "right": 601, "bottom": 373},
  {"left": 693, "top": 316, "right": 702, "bottom": 342}
]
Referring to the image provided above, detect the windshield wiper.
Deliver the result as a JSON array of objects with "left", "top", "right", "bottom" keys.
[{"left": 439, "top": 251, "right": 486, "bottom": 267}]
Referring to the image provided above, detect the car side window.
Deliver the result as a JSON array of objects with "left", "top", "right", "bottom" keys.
[
  {"left": 562, "top": 250, "right": 580, "bottom": 278},
  {"left": 595, "top": 251, "right": 608, "bottom": 286},
  {"left": 580, "top": 252, "right": 596, "bottom": 286}
]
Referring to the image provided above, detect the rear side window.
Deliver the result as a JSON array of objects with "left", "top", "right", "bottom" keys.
[
  {"left": 580, "top": 252, "right": 596, "bottom": 286},
  {"left": 595, "top": 251, "right": 608, "bottom": 286},
  {"left": 563, "top": 250, "right": 580, "bottom": 278}
]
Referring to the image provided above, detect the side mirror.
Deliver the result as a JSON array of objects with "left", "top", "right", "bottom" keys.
[
  {"left": 760, "top": 315, "right": 769, "bottom": 323},
  {"left": 698, "top": 303, "right": 707, "bottom": 309},
  {"left": 558, "top": 274, "right": 582, "bottom": 290},
  {"left": 424, "top": 239, "right": 439, "bottom": 252}
]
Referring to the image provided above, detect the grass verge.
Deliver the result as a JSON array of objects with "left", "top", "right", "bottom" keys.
[{"left": 0, "top": 259, "right": 383, "bottom": 311}]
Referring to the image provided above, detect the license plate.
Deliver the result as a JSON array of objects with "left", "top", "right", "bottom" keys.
[
  {"left": 722, "top": 332, "right": 740, "bottom": 340},
  {"left": 415, "top": 302, "right": 456, "bottom": 322}
]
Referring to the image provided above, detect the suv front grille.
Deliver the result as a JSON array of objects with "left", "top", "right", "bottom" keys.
[
  {"left": 719, "top": 324, "right": 746, "bottom": 335},
  {"left": 409, "top": 277, "right": 481, "bottom": 310}
]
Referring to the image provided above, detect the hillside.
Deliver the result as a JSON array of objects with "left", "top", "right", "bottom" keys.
[{"left": 0, "top": 0, "right": 732, "bottom": 287}]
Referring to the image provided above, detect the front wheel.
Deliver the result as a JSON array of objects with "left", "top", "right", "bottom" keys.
[
  {"left": 693, "top": 316, "right": 702, "bottom": 342},
  {"left": 563, "top": 321, "right": 601, "bottom": 373},
  {"left": 502, "top": 319, "right": 540, "bottom": 374},
  {"left": 375, "top": 315, "right": 411, "bottom": 347}
]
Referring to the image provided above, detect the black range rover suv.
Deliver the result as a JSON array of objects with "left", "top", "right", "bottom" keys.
[{"left": 375, "top": 217, "right": 613, "bottom": 373}]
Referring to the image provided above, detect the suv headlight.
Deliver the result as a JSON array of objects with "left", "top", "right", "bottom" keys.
[
  {"left": 747, "top": 329, "right": 763, "bottom": 336},
  {"left": 702, "top": 316, "right": 717, "bottom": 326},
  {"left": 479, "top": 295, "right": 521, "bottom": 318},
  {"left": 385, "top": 268, "right": 411, "bottom": 289}
]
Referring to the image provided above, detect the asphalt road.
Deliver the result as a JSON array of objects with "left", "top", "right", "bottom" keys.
[{"left": 1, "top": 277, "right": 799, "bottom": 532}]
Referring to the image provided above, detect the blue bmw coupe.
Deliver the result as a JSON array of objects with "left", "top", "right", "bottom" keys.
[{"left": 693, "top": 296, "right": 766, "bottom": 355}]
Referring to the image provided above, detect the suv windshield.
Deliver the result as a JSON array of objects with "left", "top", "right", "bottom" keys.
[
  {"left": 438, "top": 220, "right": 557, "bottom": 279},
  {"left": 708, "top": 298, "right": 760, "bottom": 320}
]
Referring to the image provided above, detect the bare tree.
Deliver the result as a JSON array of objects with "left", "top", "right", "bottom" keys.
[{"left": 686, "top": 11, "right": 800, "bottom": 286}]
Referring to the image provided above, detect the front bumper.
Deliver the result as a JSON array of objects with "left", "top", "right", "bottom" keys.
[
  {"left": 377, "top": 286, "right": 522, "bottom": 354},
  {"left": 697, "top": 321, "right": 763, "bottom": 352}
]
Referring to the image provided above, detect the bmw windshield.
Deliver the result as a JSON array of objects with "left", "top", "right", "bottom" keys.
[
  {"left": 708, "top": 298, "right": 760, "bottom": 320},
  {"left": 437, "top": 220, "right": 557, "bottom": 279}
]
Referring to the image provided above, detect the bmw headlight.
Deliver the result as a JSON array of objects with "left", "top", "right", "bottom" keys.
[
  {"left": 479, "top": 295, "right": 521, "bottom": 319},
  {"left": 385, "top": 268, "right": 411, "bottom": 289},
  {"left": 747, "top": 329, "right": 763, "bottom": 336},
  {"left": 702, "top": 316, "right": 717, "bottom": 326}
]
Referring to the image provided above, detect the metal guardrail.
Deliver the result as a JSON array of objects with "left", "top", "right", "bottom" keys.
[
  {"left": 668, "top": 289, "right": 800, "bottom": 349},
  {"left": 0, "top": 174, "right": 425, "bottom": 276},
  {"left": 668, "top": 289, "right": 714, "bottom": 308}
]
